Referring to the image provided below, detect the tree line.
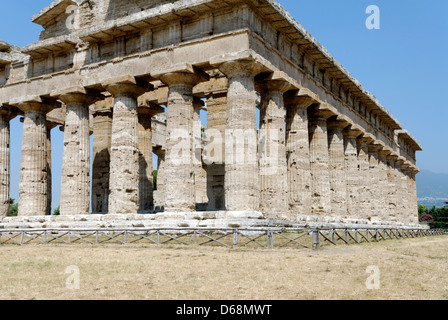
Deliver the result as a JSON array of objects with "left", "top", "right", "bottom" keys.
[{"left": 418, "top": 202, "right": 448, "bottom": 229}]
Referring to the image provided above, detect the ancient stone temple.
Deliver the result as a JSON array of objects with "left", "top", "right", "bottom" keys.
[{"left": 0, "top": 0, "right": 422, "bottom": 228}]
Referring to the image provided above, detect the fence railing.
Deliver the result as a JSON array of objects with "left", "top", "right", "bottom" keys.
[{"left": 0, "top": 227, "right": 446, "bottom": 249}]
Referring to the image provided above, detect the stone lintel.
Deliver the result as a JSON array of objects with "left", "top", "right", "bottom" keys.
[{"left": 138, "top": 104, "right": 165, "bottom": 117}]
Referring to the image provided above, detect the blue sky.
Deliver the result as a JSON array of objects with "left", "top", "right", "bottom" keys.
[{"left": 0, "top": 0, "right": 447, "bottom": 210}]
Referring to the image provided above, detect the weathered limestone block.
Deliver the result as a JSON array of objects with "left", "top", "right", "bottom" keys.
[
  {"left": 92, "top": 107, "right": 113, "bottom": 214},
  {"left": 343, "top": 126, "right": 363, "bottom": 219},
  {"left": 160, "top": 72, "right": 201, "bottom": 212},
  {"left": 17, "top": 102, "right": 54, "bottom": 216},
  {"left": 257, "top": 79, "right": 290, "bottom": 219},
  {"left": 308, "top": 107, "right": 333, "bottom": 215},
  {"left": 327, "top": 119, "right": 349, "bottom": 218},
  {"left": 58, "top": 92, "right": 101, "bottom": 215},
  {"left": 285, "top": 95, "right": 312, "bottom": 216},
  {"left": 105, "top": 78, "right": 149, "bottom": 214},
  {"left": 0, "top": 107, "right": 16, "bottom": 216},
  {"left": 205, "top": 93, "right": 226, "bottom": 211},
  {"left": 219, "top": 60, "right": 264, "bottom": 212}
]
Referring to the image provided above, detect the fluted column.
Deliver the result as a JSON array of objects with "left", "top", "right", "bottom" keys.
[
  {"left": 0, "top": 107, "right": 16, "bottom": 216},
  {"left": 18, "top": 102, "right": 54, "bottom": 216},
  {"left": 397, "top": 159, "right": 409, "bottom": 224},
  {"left": 343, "top": 126, "right": 363, "bottom": 218},
  {"left": 308, "top": 107, "right": 333, "bottom": 215},
  {"left": 193, "top": 98, "right": 208, "bottom": 210},
  {"left": 46, "top": 122, "right": 56, "bottom": 215},
  {"left": 367, "top": 143, "right": 383, "bottom": 222},
  {"left": 59, "top": 93, "right": 100, "bottom": 215},
  {"left": 105, "top": 79, "right": 149, "bottom": 214},
  {"left": 219, "top": 60, "right": 263, "bottom": 212},
  {"left": 160, "top": 72, "right": 201, "bottom": 212},
  {"left": 356, "top": 135, "right": 374, "bottom": 220},
  {"left": 285, "top": 95, "right": 312, "bottom": 216},
  {"left": 138, "top": 104, "right": 164, "bottom": 213},
  {"left": 327, "top": 119, "right": 349, "bottom": 218},
  {"left": 257, "top": 80, "right": 290, "bottom": 219},
  {"left": 377, "top": 149, "right": 392, "bottom": 222},
  {"left": 386, "top": 154, "right": 399, "bottom": 223},
  {"left": 92, "top": 108, "right": 113, "bottom": 214},
  {"left": 408, "top": 168, "right": 419, "bottom": 224},
  {"left": 205, "top": 93, "right": 226, "bottom": 211}
]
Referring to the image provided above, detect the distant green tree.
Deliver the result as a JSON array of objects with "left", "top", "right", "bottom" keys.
[
  {"left": 418, "top": 204, "right": 427, "bottom": 218},
  {"left": 8, "top": 199, "right": 18, "bottom": 217},
  {"left": 153, "top": 170, "right": 158, "bottom": 191},
  {"left": 53, "top": 206, "right": 60, "bottom": 216}
]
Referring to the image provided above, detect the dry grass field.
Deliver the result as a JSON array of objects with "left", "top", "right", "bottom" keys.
[{"left": 1, "top": 235, "right": 448, "bottom": 300}]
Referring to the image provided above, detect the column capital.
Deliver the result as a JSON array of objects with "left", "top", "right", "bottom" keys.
[
  {"left": 343, "top": 125, "right": 364, "bottom": 139},
  {"left": 0, "top": 105, "right": 19, "bottom": 121},
  {"left": 102, "top": 75, "right": 152, "bottom": 98},
  {"left": 255, "top": 71, "right": 298, "bottom": 94},
  {"left": 368, "top": 142, "right": 383, "bottom": 153},
  {"left": 12, "top": 97, "right": 60, "bottom": 114},
  {"left": 386, "top": 153, "right": 399, "bottom": 163},
  {"left": 327, "top": 117, "right": 350, "bottom": 131},
  {"left": 357, "top": 133, "right": 375, "bottom": 145},
  {"left": 218, "top": 59, "right": 265, "bottom": 78},
  {"left": 160, "top": 72, "right": 203, "bottom": 88}
]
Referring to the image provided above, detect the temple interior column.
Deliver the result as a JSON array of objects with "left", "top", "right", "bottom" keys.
[
  {"left": 160, "top": 72, "right": 201, "bottom": 212},
  {"left": 138, "top": 103, "right": 164, "bottom": 213},
  {"left": 327, "top": 118, "right": 349, "bottom": 218},
  {"left": 257, "top": 79, "right": 290, "bottom": 219},
  {"left": 205, "top": 93, "right": 226, "bottom": 211},
  {"left": 218, "top": 60, "right": 263, "bottom": 212},
  {"left": 285, "top": 95, "right": 312, "bottom": 217},
  {"left": 92, "top": 107, "right": 113, "bottom": 214},
  {"left": 193, "top": 98, "right": 208, "bottom": 211},
  {"left": 104, "top": 78, "right": 149, "bottom": 214}
]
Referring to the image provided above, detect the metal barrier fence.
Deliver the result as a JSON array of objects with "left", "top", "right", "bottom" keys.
[{"left": 0, "top": 227, "right": 446, "bottom": 249}]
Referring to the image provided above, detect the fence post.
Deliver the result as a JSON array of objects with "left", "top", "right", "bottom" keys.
[
  {"left": 312, "top": 229, "right": 320, "bottom": 250},
  {"left": 233, "top": 229, "right": 239, "bottom": 248}
]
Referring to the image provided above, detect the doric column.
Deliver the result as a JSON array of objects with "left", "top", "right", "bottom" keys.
[
  {"left": 343, "top": 126, "right": 363, "bottom": 218},
  {"left": 408, "top": 168, "right": 419, "bottom": 225},
  {"left": 104, "top": 77, "right": 149, "bottom": 214},
  {"left": 285, "top": 95, "right": 312, "bottom": 216},
  {"left": 160, "top": 72, "right": 202, "bottom": 212},
  {"left": 327, "top": 118, "right": 349, "bottom": 218},
  {"left": 356, "top": 135, "right": 373, "bottom": 220},
  {"left": 92, "top": 107, "right": 113, "bottom": 214},
  {"left": 219, "top": 60, "right": 263, "bottom": 212},
  {"left": 193, "top": 98, "right": 208, "bottom": 210},
  {"left": 205, "top": 93, "right": 226, "bottom": 211},
  {"left": 46, "top": 122, "right": 56, "bottom": 215},
  {"left": 154, "top": 151, "right": 166, "bottom": 211},
  {"left": 0, "top": 106, "right": 17, "bottom": 216},
  {"left": 377, "top": 148, "right": 392, "bottom": 222},
  {"left": 386, "top": 154, "right": 399, "bottom": 223},
  {"left": 257, "top": 79, "right": 291, "bottom": 219},
  {"left": 307, "top": 106, "right": 334, "bottom": 215},
  {"left": 138, "top": 103, "right": 164, "bottom": 213},
  {"left": 58, "top": 90, "right": 102, "bottom": 215},
  {"left": 17, "top": 101, "right": 55, "bottom": 216},
  {"left": 394, "top": 157, "right": 406, "bottom": 224},
  {"left": 367, "top": 142, "right": 383, "bottom": 222},
  {"left": 397, "top": 159, "right": 410, "bottom": 224}
]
